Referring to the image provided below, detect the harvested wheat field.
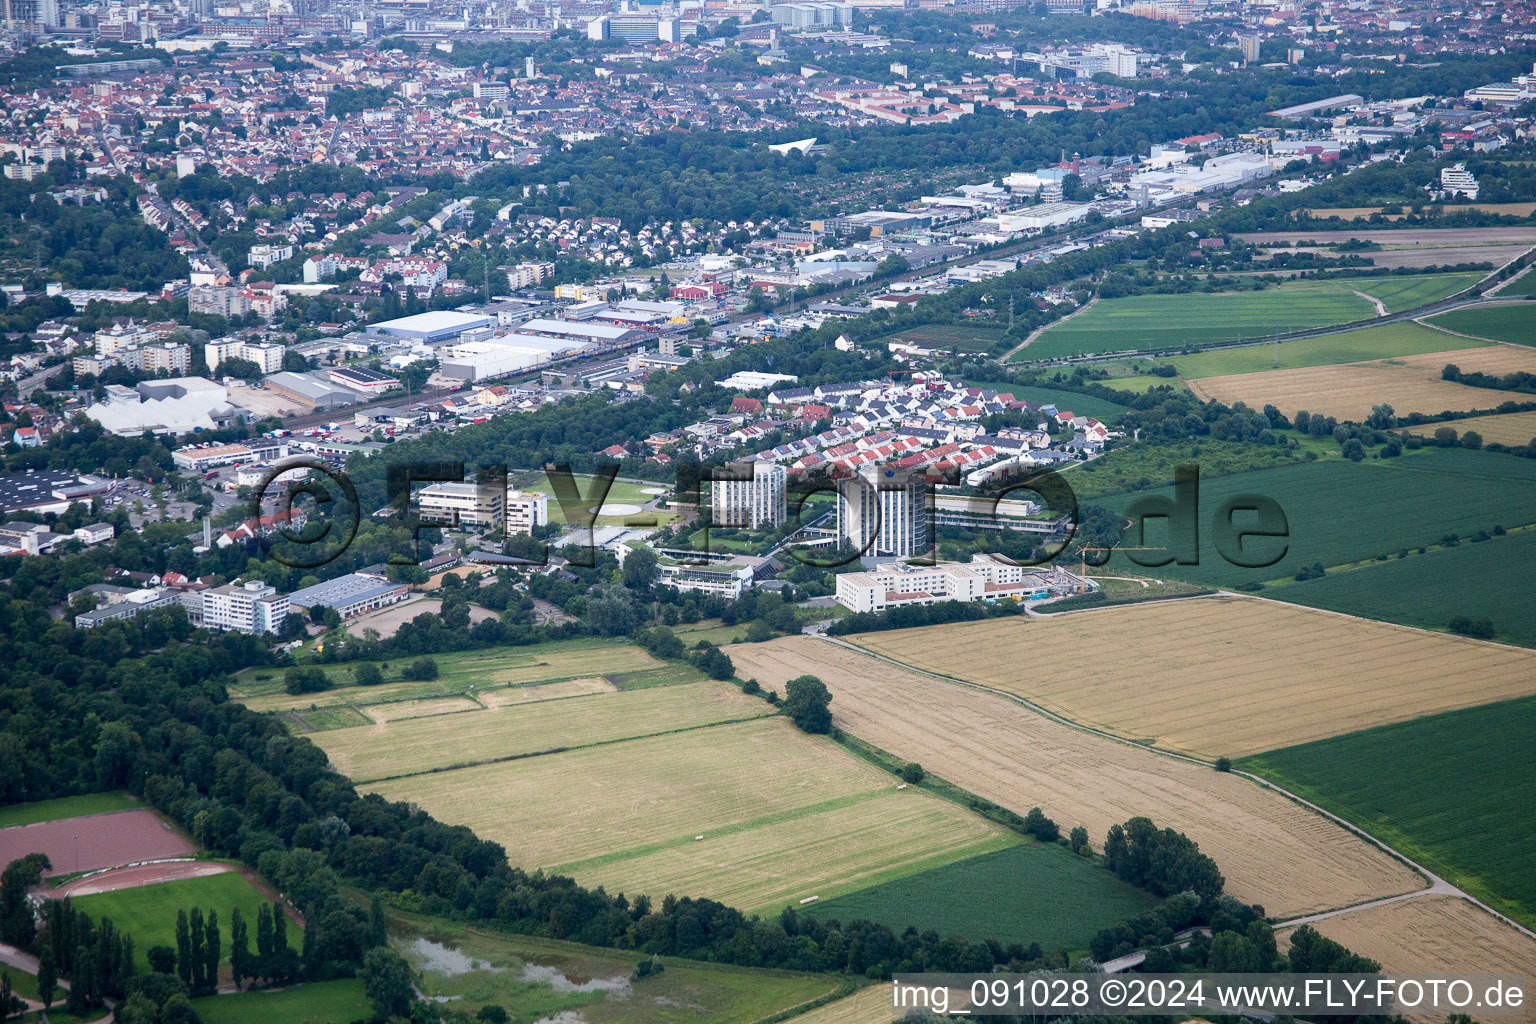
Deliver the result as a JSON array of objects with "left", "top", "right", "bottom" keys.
[
  {"left": 841, "top": 598, "right": 1536, "bottom": 759},
  {"left": 565, "top": 788, "right": 1016, "bottom": 915},
  {"left": 785, "top": 987, "right": 897, "bottom": 1024},
  {"left": 729, "top": 637, "right": 1422, "bottom": 918},
  {"left": 1276, "top": 897, "right": 1536, "bottom": 1022},
  {"left": 316, "top": 680, "right": 771, "bottom": 781},
  {"left": 364, "top": 696, "right": 483, "bottom": 722},
  {"left": 1406, "top": 411, "right": 1536, "bottom": 447},
  {"left": 477, "top": 677, "right": 616, "bottom": 707},
  {"left": 365, "top": 716, "right": 1010, "bottom": 910},
  {"left": 1187, "top": 344, "right": 1536, "bottom": 420}
]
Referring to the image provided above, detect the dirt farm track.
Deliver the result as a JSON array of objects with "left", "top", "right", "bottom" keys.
[
  {"left": 730, "top": 636, "right": 1422, "bottom": 920},
  {"left": 0, "top": 809, "right": 194, "bottom": 876}
]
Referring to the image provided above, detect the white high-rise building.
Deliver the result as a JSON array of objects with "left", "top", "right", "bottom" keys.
[
  {"left": 507, "top": 489, "right": 549, "bottom": 533},
  {"left": 837, "top": 465, "right": 930, "bottom": 561},
  {"left": 711, "top": 461, "right": 787, "bottom": 529},
  {"left": 202, "top": 580, "right": 289, "bottom": 635}
]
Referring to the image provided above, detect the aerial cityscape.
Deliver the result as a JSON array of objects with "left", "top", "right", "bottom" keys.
[{"left": 0, "top": 0, "right": 1534, "bottom": 1020}]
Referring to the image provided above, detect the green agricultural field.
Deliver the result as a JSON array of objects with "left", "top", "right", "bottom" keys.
[
  {"left": 70, "top": 871, "right": 301, "bottom": 973},
  {"left": 800, "top": 843, "right": 1157, "bottom": 949},
  {"left": 1019, "top": 281, "right": 1379, "bottom": 360},
  {"left": 963, "top": 382, "right": 1131, "bottom": 423},
  {"left": 1273, "top": 526, "right": 1536, "bottom": 648},
  {"left": 1352, "top": 271, "right": 1484, "bottom": 312},
  {"left": 393, "top": 910, "right": 840, "bottom": 1024},
  {"left": 190, "top": 979, "right": 368, "bottom": 1024},
  {"left": 1066, "top": 439, "right": 1306, "bottom": 500},
  {"left": 882, "top": 323, "right": 1011, "bottom": 352},
  {"left": 1165, "top": 321, "right": 1486, "bottom": 380},
  {"left": 1498, "top": 272, "right": 1536, "bottom": 297},
  {"left": 1240, "top": 696, "right": 1536, "bottom": 929},
  {"left": 1428, "top": 304, "right": 1536, "bottom": 346},
  {"left": 1093, "top": 448, "right": 1536, "bottom": 589},
  {"left": 289, "top": 706, "right": 371, "bottom": 732},
  {"left": 233, "top": 640, "right": 659, "bottom": 712},
  {"left": 0, "top": 792, "right": 138, "bottom": 828},
  {"left": 312, "top": 680, "right": 774, "bottom": 782}
]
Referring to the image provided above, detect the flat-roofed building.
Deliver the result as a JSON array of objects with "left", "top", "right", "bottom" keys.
[
  {"left": 366, "top": 311, "right": 495, "bottom": 343},
  {"left": 202, "top": 579, "right": 289, "bottom": 635},
  {"left": 287, "top": 573, "right": 410, "bottom": 618},
  {"left": 416, "top": 481, "right": 505, "bottom": 528},
  {"left": 266, "top": 371, "right": 362, "bottom": 410},
  {"left": 75, "top": 588, "right": 180, "bottom": 628},
  {"left": 506, "top": 489, "right": 549, "bottom": 533}
]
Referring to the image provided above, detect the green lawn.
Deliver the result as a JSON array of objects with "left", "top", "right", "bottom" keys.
[
  {"left": 1240, "top": 696, "right": 1536, "bottom": 929},
  {"left": 190, "top": 979, "right": 369, "bottom": 1024},
  {"left": 1165, "top": 321, "right": 1486, "bottom": 380},
  {"left": 1019, "top": 281, "right": 1379, "bottom": 360},
  {"left": 1428, "top": 304, "right": 1536, "bottom": 346},
  {"left": 0, "top": 792, "right": 138, "bottom": 828},
  {"left": 392, "top": 910, "right": 839, "bottom": 1024},
  {"left": 881, "top": 323, "right": 1010, "bottom": 352},
  {"left": 1352, "top": 271, "right": 1484, "bottom": 312},
  {"left": 70, "top": 872, "right": 300, "bottom": 972},
  {"left": 1093, "top": 448, "right": 1536, "bottom": 589},
  {"left": 800, "top": 843, "right": 1157, "bottom": 950},
  {"left": 514, "top": 473, "right": 675, "bottom": 526},
  {"left": 1272, "top": 525, "right": 1536, "bottom": 647},
  {"left": 1099, "top": 374, "right": 1190, "bottom": 395},
  {"left": 964, "top": 382, "right": 1131, "bottom": 422},
  {"left": 231, "top": 638, "right": 629, "bottom": 699}
]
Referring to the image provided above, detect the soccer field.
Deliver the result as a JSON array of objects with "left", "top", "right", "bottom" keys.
[{"left": 70, "top": 872, "right": 301, "bottom": 973}]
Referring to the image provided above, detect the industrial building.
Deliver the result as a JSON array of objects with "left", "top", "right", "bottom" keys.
[
  {"left": 518, "top": 318, "right": 642, "bottom": 348},
  {"left": 265, "top": 371, "right": 363, "bottom": 411},
  {"left": 367, "top": 311, "right": 495, "bottom": 343},
  {"left": 1266, "top": 94, "right": 1363, "bottom": 119},
  {"left": 287, "top": 572, "right": 410, "bottom": 619},
  {"left": 438, "top": 334, "right": 591, "bottom": 382}
]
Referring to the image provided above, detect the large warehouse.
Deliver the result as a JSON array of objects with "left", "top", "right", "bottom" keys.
[
  {"left": 265, "top": 371, "right": 363, "bottom": 410},
  {"left": 518, "top": 318, "right": 642, "bottom": 348},
  {"left": 439, "top": 333, "right": 591, "bottom": 382},
  {"left": 367, "top": 311, "right": 495, "bottom": 343}
]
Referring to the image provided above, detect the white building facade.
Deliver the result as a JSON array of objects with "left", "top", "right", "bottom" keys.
[{"left": 710, "top": 460, "right": 788, "bottom": 529}]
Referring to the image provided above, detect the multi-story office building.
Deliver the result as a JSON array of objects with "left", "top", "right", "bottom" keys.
[
  {"left": 200, "top": 579, "right": 289, "bottom": 635},
  {"left": 837, "top": 464, "right": 930, "bottom": 560},
  {"left": 506, "top": 489, "right": 549, "bottom": 533},
  {"left": 416, "top": 481, "right": 505, "bottom": 529},
  {"left": 710, "top": 460, "right": 787, "bottom": 529}
]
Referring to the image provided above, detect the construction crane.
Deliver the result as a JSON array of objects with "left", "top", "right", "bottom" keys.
[{"left": 1077, "top": 545, "right": 1164, "bottom": 589}]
